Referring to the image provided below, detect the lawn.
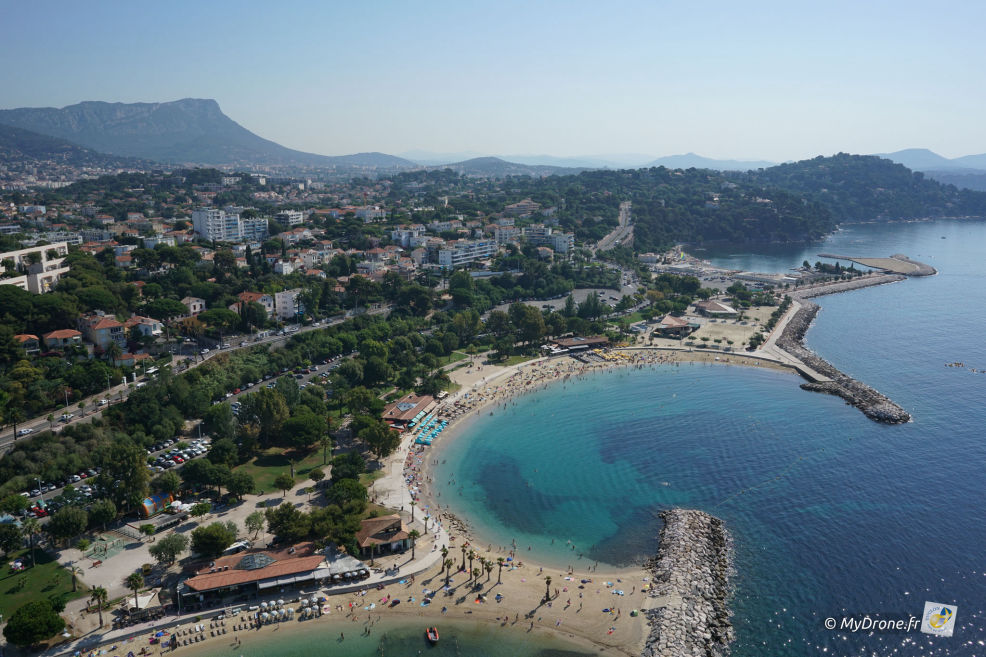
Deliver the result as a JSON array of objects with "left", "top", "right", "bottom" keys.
[
  {"left": 234, "top": 447, "right": 329, "bottom": 493},
  {"left": 0, "top": 548, "right": 86, "bottom": 619},
  {"left": 503, "top": 353, "right": 540, "bottom": 366},
  {"left": 438, "top": 351, "right": 470, "bottom": 367}
]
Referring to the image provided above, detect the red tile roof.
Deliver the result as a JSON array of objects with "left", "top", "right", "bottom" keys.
[
  {"left": 183, "top": 542, "right": 324, "bottom": 592},
  {"left": 91, "top": 317, "right": 123, "bottom": 330},
  {"left": 43, "top": 329, "right": 82, "bottom": 340}
]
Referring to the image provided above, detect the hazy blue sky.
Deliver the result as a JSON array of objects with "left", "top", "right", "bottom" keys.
[{"left": 3, "top": 1, "right": 984, "bottom": 160}]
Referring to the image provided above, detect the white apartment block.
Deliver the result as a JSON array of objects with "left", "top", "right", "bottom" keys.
[
  {"left": 437, "top": 239, "right": 497, "bottom": 269},
  {"left": 276, "top": 210, "right": 305, "bottom": 227},
  {"left": 192, "top": 208, "right": 269, "bottom": 242},
  {"left": 390, "top": 225, "right": 425, "bottom": 248},
  {"left": 0, "top": 242, "right": 71, "bottom": 294},
  {"left": 356, "top": 206, "right": 387, "bottom": 223},
  {"left": 494, "top": 225, "right": 521, "bottom": 244},
  {"left": 274, "top": 288, "right": 304, "bottom": 320}
]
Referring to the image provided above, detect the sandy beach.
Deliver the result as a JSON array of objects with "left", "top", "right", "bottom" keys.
[
  {"left": 164, "top": 549, "right": 652, "bottom": 657},
  {"left": 66, "top": 348, "right": 790, "bottom": 657}
]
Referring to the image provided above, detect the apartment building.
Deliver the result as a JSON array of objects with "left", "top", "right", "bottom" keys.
[
  {"left": 0, "top": 241, "right": 71, "bottom": 293},
  {"left": 437, "top": 239, "right": 497, "bottom": 269}
]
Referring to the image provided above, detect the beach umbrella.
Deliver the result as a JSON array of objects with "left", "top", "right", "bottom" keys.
[
  {"left": 278, "top": 598, "right": 284, "bottom": 606},
  {"left": 311, "top": 595, "right": 318, "bottom": 604},
  {"left": 260, "top": 601, "right": 268, "bottom": 609}
]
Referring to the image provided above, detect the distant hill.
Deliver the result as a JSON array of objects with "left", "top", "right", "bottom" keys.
[
  {"left": 647, "top": 152, "right": 776, "bottom": 171},
  {"left": 739, "top": 153, "right": 986, "bottom": 221},
  {"left": 0, "top": 99, "right": 416, "bottom": 169},
  {"left": 437, "top": 156, "right": 586, "bottom": 177},
  {"left": 0, "top": 122, "right": 151, "bottom": 169},
  {"left": 878, "top": 148, "right": 986, "bottom": 173},
  {"left": 922, "top": 170, "right": 986, "bottom": 192}
]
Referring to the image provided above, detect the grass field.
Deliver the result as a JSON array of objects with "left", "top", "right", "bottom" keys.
[
  {"left": 438, "top": 351, "right": 470, "bottom": 366},
  {"left": 503, "top": 353, "right": 540, "bottom": 366},
  {"left": 0, "top": 548, "right": 86, "bottom": 619},
  {"left": 234, "top": 447, "right": 328, "bottom": 492}
]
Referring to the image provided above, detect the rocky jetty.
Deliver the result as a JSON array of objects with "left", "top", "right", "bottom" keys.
[
  {"left": 642, "top": 509, "right": 733, "bottom": 657},
  {"left": 777, "top": 302, "right": 911, "bottom": 423}
]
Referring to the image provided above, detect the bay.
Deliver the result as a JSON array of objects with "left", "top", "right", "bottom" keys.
[{"left": 434, "top": 219, "right": 986, "bottom": 656}]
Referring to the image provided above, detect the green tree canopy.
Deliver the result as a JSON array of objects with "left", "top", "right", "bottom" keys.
[
  {"left": 3, "top": 600, "right": 65, "bottom": 648},
  {"left": 191, "top": 521, "right": 237, "bottom": 558},
  {"left": 148, "top": 533, "right": 189, "bottom": 565}
]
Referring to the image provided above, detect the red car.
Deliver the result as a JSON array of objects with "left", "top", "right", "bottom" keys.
[
  {"left": 33, "top": 507, "right": 48, "bottom": 517},
  {"left": 173, "top": 456, "right": 184, "bottom": 464},
  {"left": 234, "top": 388, "right": 241, "bottom": 394}
]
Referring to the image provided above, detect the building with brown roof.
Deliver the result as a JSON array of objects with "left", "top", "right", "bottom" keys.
[
  {"left": 549, "top": 336, "right": 610, "bottom": 351},
  {"left": 42, "top": 329, "right": 83, "bottom": 350},
  {"left": 694, "top": 300, "right": 738, "bottom": 317},
  {"left": 177, "top": 542, "right": 368, "bottom": 609},
  {"left": 381, "top": 394, "right": 436, "bottom": 428},
  {"left": 355, "top": 515, "right": 409, "bottom": 557},
  {"left": 14, "top": 334, "right": 40, "bottom": 353},
  {"left": 656, "top": 314, "right": 697, "bottom": 337}
]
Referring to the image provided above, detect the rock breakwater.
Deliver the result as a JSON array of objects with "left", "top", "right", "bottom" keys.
[
  {"left": 642, "top": 509, "right": 733, "bottom": 657},
  {"left": 777, "top": 301, "right": 911, "bottom": 423}
]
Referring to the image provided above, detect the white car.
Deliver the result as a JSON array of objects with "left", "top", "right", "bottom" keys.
[
  {"left": 17, "top": 428, "right": 33, "bottom": 436},
  {"left": 98, "top": 399, "right": 109, "bottom": 406}
]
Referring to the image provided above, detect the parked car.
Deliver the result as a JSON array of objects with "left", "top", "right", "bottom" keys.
[{"left": 17, "top": 428, "right": 33, "bottom": 436}]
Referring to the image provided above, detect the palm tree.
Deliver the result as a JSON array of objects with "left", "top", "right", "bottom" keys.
[
  {"left": 443, "top": 558, "right": 454, "bottom": 586},
  {"left": 472, "top": 567, "right": 480, "bottom": 582},
  {"left": 106, "top": 342, "right": 123, "bottom": 365},
  {"left": 69, "top": 564, "right": 84, "bottom": 592},
  {"left": 467, "top": 550, "right": 475, "bottom": 580},
  {"left": 441, "top": 546, "right": 449, "bottom": 563},
  {"left": 90, "top": 586, "right": 108, "bottom": 628},
  {"left": 47, "top": 413, "right": 54, "bottom": 431},
  {"left": 544, "top": 575, "right": 552, "bottom": 602},
  {"left": 409, "top": 500, "right": 416, "bottom": 523},
  {"left": 125, "top": 572, "right": 144, "bottom": 613},
  {"left": 408, "top": 529, "right": 420, "bottom": 559},
  {"left": 497, "top": 557, "right": 505, "bottom": 584},
  {"left": 22, "top": 517, "right": 40, "bottom": 567},
  {"left": 484, "top": 558, "right": 493, "bottom": 582},
  {"left": 460, "top": 544, "right": 467, "bottom": 571}
]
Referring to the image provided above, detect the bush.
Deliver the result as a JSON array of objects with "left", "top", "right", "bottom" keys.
[{"left": 3, "top": 600, "right": 65, "bottom": 648}]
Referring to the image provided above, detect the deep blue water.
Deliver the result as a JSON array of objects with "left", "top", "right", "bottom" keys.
[{"left": 435, "top": 220, "right": 986, "bottom": 656}]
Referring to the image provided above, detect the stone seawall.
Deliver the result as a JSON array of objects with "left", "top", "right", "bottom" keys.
[
  {"left": 642, "top": 509, "right": 733, "bottom": 657},
  {"left": 776, "top": 302, "right": 911, "bottom": 423}
]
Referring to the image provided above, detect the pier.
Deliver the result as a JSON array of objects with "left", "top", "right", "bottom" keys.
[{"left": 817, "top": 253, "right": 937, "bottom": 276}]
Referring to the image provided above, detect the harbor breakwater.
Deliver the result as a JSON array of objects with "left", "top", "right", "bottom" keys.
[
  {"left": 777, "top": 298, "right": 911, "bottom": 423},
  {"left": 642, "top": 509, "right": 733, "bottom": 657}
]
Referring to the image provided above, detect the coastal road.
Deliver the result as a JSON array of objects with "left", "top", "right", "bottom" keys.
[{"left": 0, "top": 306, "right": 392, "bottom": 452}]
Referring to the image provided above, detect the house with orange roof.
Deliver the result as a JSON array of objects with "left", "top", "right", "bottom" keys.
[
  {"left": 78, "top": 311, "right": 127, "bottom": 351},
  {"left": 14, "top": 334, "right": 40, "bottom": 354},
  {"left": 42, "top": 329, "right": 83, "bottom": 351}
]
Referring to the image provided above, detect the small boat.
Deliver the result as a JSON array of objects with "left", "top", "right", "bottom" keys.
[{"left": 426, "top": 627, "right": 439, "bottom": 643}]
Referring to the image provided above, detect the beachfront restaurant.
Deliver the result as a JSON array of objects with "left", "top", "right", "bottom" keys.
[
  {"left": 175, "top": 542, "right": 369, "bottom": 612},
  {"left": 355, "top": 514, "right": 410, "bottom": 558},
  {"left": 548, "top": 336, "right": 610, "bottom": 353},
  {"left": 382, "top": 393, "right": 437, "bottom": 429}
]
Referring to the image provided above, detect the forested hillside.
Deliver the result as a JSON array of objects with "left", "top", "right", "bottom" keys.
[{"left": 737, "top": 153, "right": 986, "bottom": 221}]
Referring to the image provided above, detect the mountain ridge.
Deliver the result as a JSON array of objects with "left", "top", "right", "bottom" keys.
[{"left": 0, "top": 99, "right": 415, "bottom": 169}]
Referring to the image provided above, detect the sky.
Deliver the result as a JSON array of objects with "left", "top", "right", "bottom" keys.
[{"left": 2, "top": 0, "right": 985, "bottom": 161}]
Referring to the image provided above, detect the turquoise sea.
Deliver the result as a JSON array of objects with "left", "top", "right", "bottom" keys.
[{"left": 434, "top": 220, "right": 986, "bottom": 656}]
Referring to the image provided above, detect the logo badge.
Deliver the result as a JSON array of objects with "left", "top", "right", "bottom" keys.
[{"left": 921, "top": 601, "right": 957, "bottom": 637}]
